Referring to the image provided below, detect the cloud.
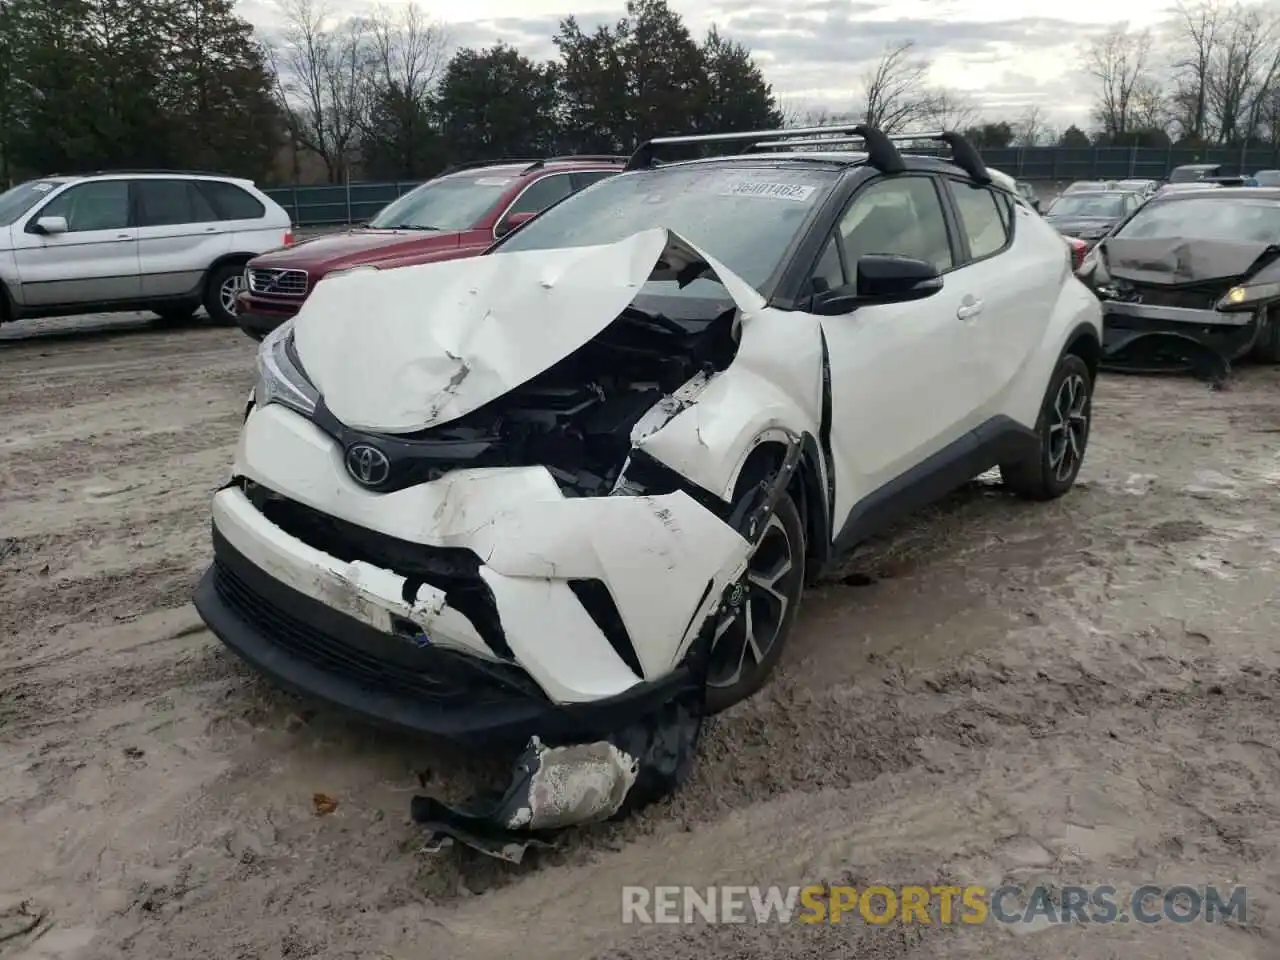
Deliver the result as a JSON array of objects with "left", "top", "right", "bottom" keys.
[{"left": 243, "top": 0, "right": 1120, "bottom": 124}]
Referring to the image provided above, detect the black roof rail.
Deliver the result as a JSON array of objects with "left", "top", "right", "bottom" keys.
[
  {"left": 629, "top": 124, "right": 992, "bottom": 184},
  {"left": 625, "top": 123, "right": 906, "bottom": 175},
  {"left": 523, "top": 154, "right": 629, "bottom": 171},
  {"left": 884, "top": 131, "right": 991, "bottom": 184}
]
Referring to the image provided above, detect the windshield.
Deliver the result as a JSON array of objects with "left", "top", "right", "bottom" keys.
[
  {"left": 493, "top": 164, "right": 838, "bottom": 295},
  {"left": 1116, "top": 197, "right": 1280, "bottom": 243},
  {"left": 368, "top": 173, "right": 517, "bottom": 231},
  {"left": 0, "top": 179, "right": 64, "bottom": 227},
  {"left": 1047, "top": 194, "right": 1125, "bottom": 218},
  {"left": 1064, "top": 181, "right": 1108, "bottom": 194}
]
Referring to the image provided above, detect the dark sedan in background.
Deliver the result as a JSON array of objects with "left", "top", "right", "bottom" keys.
[
  {"left": 1076, "top": 186, "right": 1280, "bottom": 377},
  {"left": 1042, "top": 190, "right": 1144, "bottom": 246}
]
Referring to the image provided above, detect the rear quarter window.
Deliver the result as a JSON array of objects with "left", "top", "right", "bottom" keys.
[{"left": 195, "top": 181, "right": 266, "bottom": 221}]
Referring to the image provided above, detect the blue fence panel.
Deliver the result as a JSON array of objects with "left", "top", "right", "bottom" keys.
[{"left": 263, "top": 180, "right": 425, "bottom": 227}]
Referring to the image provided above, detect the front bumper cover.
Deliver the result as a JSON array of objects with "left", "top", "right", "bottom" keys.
[
  {"left": 195, "top": 526, "right": 697, "bottom": 745},
  {"left": 1099, "top": 300, "right": 1262, "bottom": 380}
]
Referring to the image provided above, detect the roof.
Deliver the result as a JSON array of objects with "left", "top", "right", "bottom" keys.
[
  {"left": 1156, "top": 186, "right": 1280, "bottom": 201},
  {"left": 438, "top": 156, "right": 627, "bottom": 179}
]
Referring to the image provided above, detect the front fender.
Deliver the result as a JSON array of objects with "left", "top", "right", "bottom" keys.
[{"left": 634, "top": 305, "right": 825, "bottom": 501}]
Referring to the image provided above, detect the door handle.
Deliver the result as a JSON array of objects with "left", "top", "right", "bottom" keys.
[
  {"left": 114, "top": 234, "right": 133, "bottom": 242},
  {"left": 957, "top": 299, "right": 984, "bottom": 320}
]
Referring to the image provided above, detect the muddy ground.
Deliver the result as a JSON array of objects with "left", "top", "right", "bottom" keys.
[{"left": 1, "top": 312, "right": 1278, "bottom": 960}]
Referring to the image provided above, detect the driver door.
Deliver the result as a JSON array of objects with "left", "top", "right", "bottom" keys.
[{"left": 805, "top": 174, "right": 981, "bottom": 530}]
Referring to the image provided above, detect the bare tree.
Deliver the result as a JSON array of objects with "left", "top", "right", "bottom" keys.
[
  {"left": 1131, "top": 78, "right": 1170, "bottom": 131},
  {"left": 1013, "top": 104, "right": 1047, "bottom": 145},
  {"left": 270, "top": 0, "right": 372, "bottom": 183},
  {"left": 928, "top": 90, "right": 979, "bottom": 131},
  {"left": 364, "top": 3, "right": 444, "bottom": 116},
  {"left": 1084, "top": 24, "right": 1156, "bottom": 139},
  {"left": 1171, "top": 0, "right": 1221, "bottom": 140},
  {"left": 1208, "top": 4, "right": 1280, "bottom": 142},
  {"left": 858, "top": 41, "right": 940, "bottom": 133}
]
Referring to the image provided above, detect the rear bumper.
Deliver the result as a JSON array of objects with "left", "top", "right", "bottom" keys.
[{"left": 195, "top": 526, "right": 696, "bottom": 745}]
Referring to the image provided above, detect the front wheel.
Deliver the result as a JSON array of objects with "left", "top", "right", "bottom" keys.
[
  {"left": 204, "top": 263, "right": 245, "bottom": 326},
  {"left": 705, "top": 491, "right": 806, "bottom": 713},
  {"left": 1000, "top": 353, "right": 1093, "bottom": 501}
]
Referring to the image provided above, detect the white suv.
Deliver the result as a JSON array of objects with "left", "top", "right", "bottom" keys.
[
  {"left": 193, "top": 126, "right": 1103, "bottom": 745},
  {"left": 0, "top": 171, "right": 293, "bottom": 327}
]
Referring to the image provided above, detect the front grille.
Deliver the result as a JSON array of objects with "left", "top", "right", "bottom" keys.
[
  {"left": 247, "top": 267, "right": 308, "bottom": 297},
  {"left": 1123, "top": 281, "right": 1226, "bottom": 310},
  {"left": 211, "top": 552, "right": 540, "bottom": 706}
]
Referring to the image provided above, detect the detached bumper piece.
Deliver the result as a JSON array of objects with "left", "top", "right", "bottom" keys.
[
  {"left": 194, "top": 528, "right": 695, "bottom": 746},
  {"left": 1099, "top": 301, "right": 1261, "bottom": 383},
  {"left": 410, "top": 691, "right": 704, "bottom": 863}
]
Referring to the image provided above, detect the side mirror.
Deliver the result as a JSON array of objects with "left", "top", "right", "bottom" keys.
[
  {"left": 811, "top": 254, "right": 943, "bottom": 316},
  {"left": 495, "top": 211, "right": 536, "bottom": 238},
  {"left": 33, "top": 216, "right": 68, "bottom": 235}
]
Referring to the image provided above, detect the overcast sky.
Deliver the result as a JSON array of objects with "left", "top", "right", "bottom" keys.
[{"left": 238, "top": 0, "right": 1183, "bottom": 128}]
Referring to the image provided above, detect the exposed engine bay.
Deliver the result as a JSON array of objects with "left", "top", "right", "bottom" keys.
[{"left": 315, "top": 297, "right": 741, "bottom": 497}]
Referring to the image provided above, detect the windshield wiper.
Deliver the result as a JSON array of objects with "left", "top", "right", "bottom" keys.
[{"left": 376, "top": 224, "right": 441, "bottom": 231}]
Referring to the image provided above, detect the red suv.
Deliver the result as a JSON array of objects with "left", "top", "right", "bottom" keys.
[{"left": 236, "top": 156, "right": 626, "bottom": 340}]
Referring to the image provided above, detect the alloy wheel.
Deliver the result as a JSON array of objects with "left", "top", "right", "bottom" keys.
[
  {"left": 220, "top": 274, "right": 244, "bottom": 317},
  {"left": 707, "top": 512, "right": 800, "bottom": 689},
  {"left": 1048, "top": 372, "right": 1090, "bottom": 482}
]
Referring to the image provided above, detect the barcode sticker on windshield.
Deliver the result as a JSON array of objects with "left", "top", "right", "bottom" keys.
[
  {"left": 475, "top": 177, "right": 513, "bottom": 186},
  {"left": 720, "top": 181, "right": 816, "bottom": 202}
]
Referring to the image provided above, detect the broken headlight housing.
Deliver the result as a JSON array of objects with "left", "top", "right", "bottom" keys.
[
  {"left": 1217, "top": 281, "right": 1280, "bottom": 312},
  {"left": 255, "top": 319, "right": 319, "bottom": 418}
]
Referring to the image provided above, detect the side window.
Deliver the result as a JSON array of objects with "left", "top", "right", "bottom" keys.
[
  {"left": 136, "top": 179, "right": 218, "bottom": 227},
  {"left": 837, "top": 176, "right": 953, "bottom": 273},
  {"left": 194, "top": 180, "right": 266, "bottom": 221},
  {"left": 35, "top": 181, "right": 130, "bottom": 232},
  {"left": 505, "top": 174, "right": 574, "bottom": 218},
  {"left": 570, "top": 170, "right": 617, "bottom": 191},
  {"left": 951, "top": 181, "right": 1012, "bottom": 261}
]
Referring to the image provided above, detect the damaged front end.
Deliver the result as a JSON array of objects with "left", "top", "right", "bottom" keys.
[
  {"left": 194, "top": 227, "right": 815, "bottom": 858},
  {"left": 1078, "top": 236, "right": 1279, "bottom": 381}
]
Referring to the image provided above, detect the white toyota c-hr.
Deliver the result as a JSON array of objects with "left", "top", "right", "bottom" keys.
[{"left": 194, "top": 125, "right": 1103, "bottom": 745}]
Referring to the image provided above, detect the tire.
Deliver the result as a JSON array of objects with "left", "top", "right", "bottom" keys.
[
  {"left": 1000, "top": 353, "right": 1093, "bottom": 501},
  {"left": 1250, "top": 311, "right": 1280, "bottom": 363},
  {"left": 705, "top": 491, "right": 806, "bottom": 714},
  {"left": 204, "top": 263, "right": 246, "bottom": 326}
]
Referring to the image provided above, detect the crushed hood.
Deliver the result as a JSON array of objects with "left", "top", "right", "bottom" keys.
[
  {"left": 291, "top": 227, "right": 766, "bottom": 434},
  {"left": 1099, "top": 237, "right": 1280, "bottom": 285}
]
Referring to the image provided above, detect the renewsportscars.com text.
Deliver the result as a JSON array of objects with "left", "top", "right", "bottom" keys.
[{"left": 621, "top": 884, "right": 1248, "bottom": 925}]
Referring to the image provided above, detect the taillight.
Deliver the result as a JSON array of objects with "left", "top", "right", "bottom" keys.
[{"left": 283, "top": 230, "right": 295, "bottom": 246}]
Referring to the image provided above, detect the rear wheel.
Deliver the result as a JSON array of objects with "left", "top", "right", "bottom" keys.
[
  {"left": 705, "top": 492, "right": 806, "bottom": 713},
  {"left": 1000, "top": 353, "right": 1093, "bottom": 501},
  {"left": 204, "top": 263, "right": 245, "bottom": 326}
]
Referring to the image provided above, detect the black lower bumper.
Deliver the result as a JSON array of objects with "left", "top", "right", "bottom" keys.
[
  {"left": 1100, "top": 307, "right": 1262, "bottom": 378},
  {"left": 193, "top": 528, "right": 694, "bottom": 746},
  {"left": 236, "top": 310, "right": 293, "bottom": 342}
]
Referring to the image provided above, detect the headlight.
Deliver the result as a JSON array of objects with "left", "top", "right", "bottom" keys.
[
  {"left": 1217, "top": 281, "right": 1280, "bottom": 311},
  {"left": 255, "top": 320, "right": 319, "bottom": 417}
]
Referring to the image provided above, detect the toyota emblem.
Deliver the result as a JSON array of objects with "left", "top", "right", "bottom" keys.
[{"left": 345, "top": 443, "right": 390, "bottom": 487}]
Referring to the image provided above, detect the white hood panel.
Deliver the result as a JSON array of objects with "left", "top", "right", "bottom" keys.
[{"left": 292, "top": 227, "right": 765, "bottom": 434}]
